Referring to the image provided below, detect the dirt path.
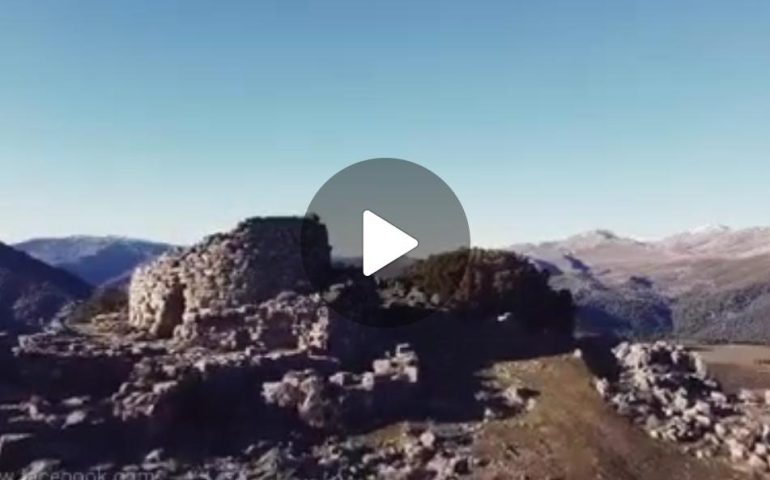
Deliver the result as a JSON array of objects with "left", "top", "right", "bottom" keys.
[
  {"left": 468, "top": 354, "right": 744, "bottom": 480},
  {"left": 693, "top": 344, "right": 770, "bottom": 393}
]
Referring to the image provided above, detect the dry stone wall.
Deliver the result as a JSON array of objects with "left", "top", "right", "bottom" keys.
[
  {"left": 262, "top": 344, "right": 420, "bottom": 429},
  {"left": 128, "top": 217, "right": 330, "bottom": 338},
  {"left": 171, "top": 291, "right": 372, "bottom": 362},
  {"left": 594, "top": 341, "right": 770, "bottom": 474}
]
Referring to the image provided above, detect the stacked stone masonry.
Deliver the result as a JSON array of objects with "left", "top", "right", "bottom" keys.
[
  {"left": 262, "top": 344, "right": 420, "bottom": 429},
  {"left": 128, "top": 217, "right": 330, "bottom": 338},
  {"left": 594, "top": 341, "right": 770, "bottom": 475}
]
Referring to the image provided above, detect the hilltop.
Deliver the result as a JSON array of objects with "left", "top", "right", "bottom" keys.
[{"left": 1, "top": 217, "right": 769, "bottom": 478}]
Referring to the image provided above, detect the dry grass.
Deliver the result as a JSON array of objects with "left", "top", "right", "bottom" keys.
[
  {"left": 359, "top": 352, "right": 742, "bottom": 479},
  {"left": 692, "top": 343, "right": 770, "bottom": 393},
  {"left": 468, "top": 355, "right": 741, "bottom": 479}
]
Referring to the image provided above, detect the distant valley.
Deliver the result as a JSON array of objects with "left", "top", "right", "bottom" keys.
[{"left": 0, "top": 241, "right": 92, "bottom": 331}]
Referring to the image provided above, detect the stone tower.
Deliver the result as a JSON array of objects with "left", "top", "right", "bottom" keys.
[{"left": 128, "top": 216, "right": 330, "bottom": 337}]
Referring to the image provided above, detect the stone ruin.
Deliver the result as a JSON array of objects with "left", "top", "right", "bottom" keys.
[
  {"left": 118, "top": 216, "right": 413, "bottom": 432},
  {"left": 128, "top": 216, "right": 330, "bottom": 338},
  {"left": 1, "top": 216, "right": 485, "bottom": 478},
  {"left": 594, "top": 340, "right": 770, "bottom": 474},
  {"left": 169, "top": 291, "right": 371, "bottom": 363},
  {"left": 0, "top": 215, "right": 571, "bottom": 478},
  {"left": 262, "top": 343, "right": 419, "bottom": 429}
]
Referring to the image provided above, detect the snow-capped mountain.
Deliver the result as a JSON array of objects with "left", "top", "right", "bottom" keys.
[
  {"left": 660, "top": 226, "right": 770, "bottom": 258},
  {"left": 512, "top": 226, "right": 770, "bottom": 342}
]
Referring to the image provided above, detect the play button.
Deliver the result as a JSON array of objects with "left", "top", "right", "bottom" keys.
[
  {"left": 362, "top": 210, "right": 419, "bottom": 276},
  {"left": 300, "top": 158, "right": 471, "bottom": 326}
]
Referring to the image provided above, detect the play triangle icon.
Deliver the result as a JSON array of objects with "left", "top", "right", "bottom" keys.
[{"left": 362, "top": 210, "right": 419, "bottom": 276}]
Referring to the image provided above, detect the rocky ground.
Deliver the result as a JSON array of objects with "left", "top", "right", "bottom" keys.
[
  {"left": 592, "top": 339, "right": 770, "bottom": 477},
  {"left": 0, "top": 319, "right": 749, "bottom": 480},
  {"left": 0, "top": 277, "right": 552, "bottom": 480}
]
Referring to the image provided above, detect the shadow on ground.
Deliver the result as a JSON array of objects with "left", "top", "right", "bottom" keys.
[
  {"left": 576, "top": 334, "right": 623, "bottom": 382},
  {"left": 0, "top": 313, "right": 578, "bottom": 470}
]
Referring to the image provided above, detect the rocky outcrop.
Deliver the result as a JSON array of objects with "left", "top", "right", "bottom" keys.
[
  {"left": 128, "top": 217, "right": 330, "bottom": 338},
  {"left": 595, "top": 341, "right": 770, "bottom": 474},
  {"left": 15, "top": 425, "right": 479, "bottom": 479},
  {"left": 262, "top": 344, "right": 420, "bottom": 429}
]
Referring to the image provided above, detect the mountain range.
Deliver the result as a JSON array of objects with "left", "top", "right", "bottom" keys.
[
  {"left": 3, "top": 226, "right": 770, "bottom": 342},
  {"left": 14, "top": 236, "right": 175, "bottom": 286},
  {"left": 0, "top": 241, "right": 92, "bottom": 331},
  {"left": 512, "top": 225, "right": 770, "bottom": 342}
]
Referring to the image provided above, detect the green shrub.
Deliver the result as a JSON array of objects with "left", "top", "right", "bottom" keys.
[{"left": 400, "top": 248, "right": 575, "bottom": 335}]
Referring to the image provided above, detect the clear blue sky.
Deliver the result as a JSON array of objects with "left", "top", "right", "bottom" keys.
[{"left": 1, "top": 1, "right": 769, "bottom": 246}]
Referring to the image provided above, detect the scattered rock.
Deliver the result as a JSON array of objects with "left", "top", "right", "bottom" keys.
[
  {"left": 263, "top": 345, "right": 421, "bottom": 429},
  {"left": 63, "top": 409, "right": 87, "bottom": 427},
  {"left": 19, "top": 459, "right": 61, "bottom": 480},
  {"left": 596, "top": 340, "right": 770, "bottom": 474},
  {"left": 420, "top": 430, "right": 437, "bottom": 449},
  {"left": 748, "top": 453, "right": 768, "bottom": 471},
  {"left": 144, "top": 448, "right": 165, "bottom": 463},
  {"left": 572, "top": 348, "right": 583, "bottom": 359}
]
